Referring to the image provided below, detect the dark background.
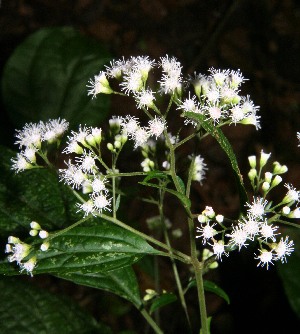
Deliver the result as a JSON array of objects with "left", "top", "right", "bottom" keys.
[{"left": 1, "top": 1, "right": 300, "bottom": 333}]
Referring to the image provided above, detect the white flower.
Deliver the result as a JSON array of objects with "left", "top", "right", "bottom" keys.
[
  {"left": 87, "top": 71, "right": 113, "bottom": 97},
  {"left": 76, "top": 200, "right": 95, "bottom": 217},
  {"left": 246, "top": 197, "right": 268, "bottom": 219},
  {"left": 259, "top": 222, "right": 278, "bottom": 242},
  {"left": 148, "top": 117, "right": 166, "bottom": 139},
  {"left": 208, "top": 106, "right": 223, "bottom": 123},
  {"left": 230, "top": 106, "right": 244, "bottom": 124},
  {"left": 229, "top": 69, "right": 246, "bottom": 88},
  {"left": 92, "top": 192, "right": 111, "bottom": 213},
  {"left": 105, "top": 58, "right": 125, "bottom": 79},
  {"left": 20, "top": 257, "right": 37, "bottom": 276},
  {"left": 227, "top": 225, "right": 248, "bottom": 250},
  {"left": 75, "top": 151, "right": 97, "bottom": 173},
  {"left": 15, "top": 122, "right": 44, "bottom": 148},
  {"left": 256, "top": 249, "right": 274, "bottom": 269},
  {"left": 159, "top": 55, "right": 182, "bottom": 76},
  {"left": 133, "top": 127, "right": 150, "bottom": 148},
  {"left": 135, "top": 89, "right": 156, "bottom": 109},
  {"left": 120, "top": 70, "right": 143, "bottom": 94},
  {"left": 11, "top": 153, "right": 33, "bottom": 173},
  {"left": 121, "top": 116, "right": 140, "bottom": 137},
  {"left": 240, "top": 215, "right": 260, "bottom": 239},
  {"left": 283, "top": 183, "right": 300, "bottom": 204},
  {"left": 42, "top": 118, "right": 69, "bottom": 143},
  {"left": 212, "top": 240, "right": 229, "bottom": 260},
  {"left": 274, "top": 236, "right": 294, "bottom": 263},
  {"left": 196, "top": 222, "right": 217, "bottom": 244},
  {"left": 209, "top": 68, "right": 229, "bottom": 86},
  {"left": 91, "top": 177, "right": 107, "bottom": 193},
  {"left": 190, "top": 155, "right": 207, "bottom": 184},
  {"left": 59, "top": 160, "right": 87, "bottom": 189}
]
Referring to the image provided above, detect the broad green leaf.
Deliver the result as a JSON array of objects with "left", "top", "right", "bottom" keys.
[
  {"left": 187, "top": 279, "right": 230, "bottom": 305},
  {"left": 149, "top": 293, "right": 177, "bottom": 314},
  {"left": 277, "top": 228, "right": 300, "bottom": 318},
  {"left": 2, "top": 27, "right": 111, "bottom": 129},
  {"left": 0, "top": 146, "right": 79, "bottom": 236},
  {"left": 139, "top": 181, "right": 191, "bottom": 211},
  {"left": 56, "top": 266, "right": 142, "bottom": 307},
  {"left": 32, "top": 223, "right": 160, "bottom": 275},
  {"left": 184, "top": 112, "right": 248, "bottom": 211},
  {"left": 0, "top": 276, "right": 110, "bottom": 334}
]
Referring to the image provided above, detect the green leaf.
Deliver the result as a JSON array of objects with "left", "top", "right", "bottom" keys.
[
  {"left": 184, "top": 112, "right": 248, "bottom": 211},
  {"left": 149, "top": 293, "right": 177, "bottom": 314},
  {"left": 142, "top": 171, "right": 169, "bottom": 183},
  {"left": 56, "top": 266, "right": 142, "bottom": 307},
  {"left": 187, "top": 279, "right": 230, "bottom": 305},
  {"left": 0, "top": 276, "right": 111, "bottom": 334},
  {"left": 33, "top": 222, "right": 160, "bottom": 275},
  {"left": 139, "top": 182, "right": 191, "bottom": 210},
  {"left": 2, "top": 27, "right": 111, "bottom": 129},
  {"left": 0, "top": 146, "right": 79, "bottom": 237},
  {"left": 277, "top": 228, "right": 300, "bottom": 318}
]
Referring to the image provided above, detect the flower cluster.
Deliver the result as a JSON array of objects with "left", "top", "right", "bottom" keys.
[
  {"left": 197, "top": 150, "right": 299, "bottom": 269},
  {"left": 59, "top": 125, "right": 112, "bottom": 217},
  {"left": 87, "top": 55, "right": 260, "bottom": 132},
  {"left": 5, "top": 221, "right": 49, "bottom": 275},
  {"left": 11, "top": 118, "right": 69, "bottom": 173}
]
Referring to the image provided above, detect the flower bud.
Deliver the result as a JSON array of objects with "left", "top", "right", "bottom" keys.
[
  {"left": 107, "top": 143, "right": 114, "bottom": 151},
  {"left": 264, "top": 172, "right": 273, "bottom": 183},
  {"left": 259, "top": 150, "right": 271, "bottom": 168},
  {"left": 262, "top": 182, "right": 270, "bottom": 192},
  {"left": 30, "top": 221, "right": 41, "bottom": 230},
  {"left": 248, "top": 155, "right": 256, "bottom": 168},
  {"left": 273, "top": 161, "right": 288, "bottom": 174},
  {"left": 248, "top": 168, "right": 257, "bottom": 181},
  {"left": 271, "top": 175, "right": 282, "bottom": 187},
  {"left": 282, "top": 206, "right": 291, "bottom": 215},
  {"left": 40, "top": 242, "right": 50, "bottom": 251},
  {"left": 39, "top": 230, "right": 49, "bottom": 239}
]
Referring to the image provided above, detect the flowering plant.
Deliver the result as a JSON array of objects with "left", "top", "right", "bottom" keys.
[{"left": 1, "top": 38, "right": 300, "bottom": 333}]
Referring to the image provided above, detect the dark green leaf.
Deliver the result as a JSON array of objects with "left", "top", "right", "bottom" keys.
[
  {"left": 184, "top": 112, "right": 248, "bottom": 211},
  {"left": 277, "top": 228, "right": 300, "bottom": 318},
  {"left": 149, "top": 293, "right": 177, "bottom": 314},
  {"left": 187, "top": 279, "right": 230, "bottom": 305},
  {"left": 0, "top": 276, "right": 110, "bottom": 334},
  {"left": 2, "top": 27, "right": 111, "bottom": 129},
  {"left": 0, "top": 146, "right": 79, "bottom": 237},
  {"left": 0, "top": 145, "right": 102, "bottom": 236},
  {"left": 33, "top": 222, "right": 160, "bottom": 275},
  {"left": 56, "top": 266, "right": 142, "bottom": 307}
]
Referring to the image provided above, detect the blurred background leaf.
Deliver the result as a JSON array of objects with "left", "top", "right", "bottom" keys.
[{"left": 1, "top": 26, "right": 111, "bottom": 130}]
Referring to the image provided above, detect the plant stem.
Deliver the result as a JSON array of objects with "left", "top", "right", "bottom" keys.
[
  {"left": 140, "top": 308, "right": 164, "bottom": 334},
  {"left": 188, "top": 216, "right": 209, "bottom": 334},
  {"left": 100, "top": 213, "right": 191, "bottom": 263}
]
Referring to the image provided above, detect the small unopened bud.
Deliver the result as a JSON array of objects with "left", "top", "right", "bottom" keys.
[
  {"left": 248, "top": 168, "right": 257, "bottom": 181},
  {"left": 282, "top": 206, "right": 291, "bottom": 215},
  {"left": 248, "top": 155, "right": 256, "bottom": 168},
  {"left": 114, "top": 140, "right": 121, "bottom": 149},
  {"left": 107, "top": 143, "right": 114, "bottom": 151},
  {"left": 216, "top": 214, "right": 224, "bottom": 223},
  {"left": 264, "top": 172, "right": 273, "bottom": 183},
  {"left": 287, "top": 208, "right": 300, "bottom": 219},
  {"left": 39, "top": 230, "right": 49, "bottom": 239},
  {"left": 40, "top": 242, "right": 50, "bottom": 251},
  {"left": 30, "top": 221, "right": 41, "bottom": 230},
  {"left": 198, "top": 214, "right": 207, "bottom": 224},
  {"left": 260, "top": 150, "right": 271, "bottom": 168},
  {"left": 271, "top": 175, "right": 282, "bottom": 187},
  {"left": 273, "top": 161, "right": 288, "bottom": 174},
  {"left": 29, "top": 229, "right": 39, "bottom": 237},
  {"left": 262, "top": 182, "right": 270, "bottom": 192}
]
